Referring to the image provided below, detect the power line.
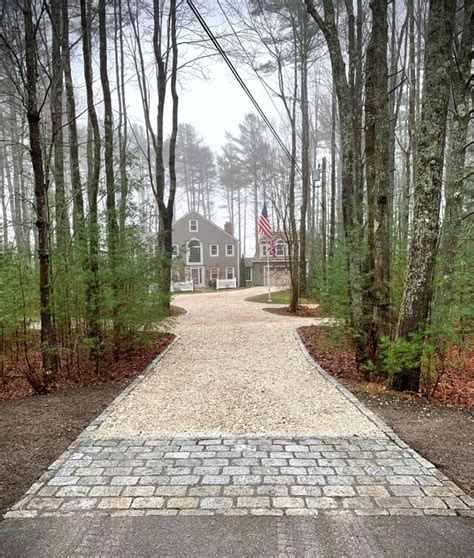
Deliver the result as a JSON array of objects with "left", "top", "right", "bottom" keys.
[
  {"left": 186, "top": 0, "right": 302, "bottom": 176},
  {"left": 215, "top": 0, "right": 289, "bottom": 133}
]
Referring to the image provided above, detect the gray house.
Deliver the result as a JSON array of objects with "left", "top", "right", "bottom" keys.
[
  {"left": 171, "top": 212, "right": 240, "bottom": 288},
  {"left": 249, "top": 235, "right": 291, "bottom": 288}
]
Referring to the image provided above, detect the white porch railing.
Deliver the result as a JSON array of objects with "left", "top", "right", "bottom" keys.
[
  {"left": 171, "top": 281, "right": 194, "bottom": 292},
  {"left": 216, "top": 278, "right": 237, "bottom": 290}
]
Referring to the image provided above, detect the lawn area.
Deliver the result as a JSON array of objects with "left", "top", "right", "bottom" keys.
[{"left": 246, "top": 288, "right": 316, "bottom": 305}]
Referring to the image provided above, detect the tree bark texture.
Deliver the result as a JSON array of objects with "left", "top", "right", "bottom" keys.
[
  {"left": 364, "top": 0, "right": 391, "bottom": 365},
  {"left": 23, "top": 0, "right": 55, "bottom": 390},
  {"left": 395, "top": 0, "right": 456, "bottom": 391},
  {"left": 441, "top": 0, "right": 473, "bottom": 274},
  {"left": 81, "top": 0, "right": 102, "bottom": 360},
  {"left": 305, "top": 0, "right": 367, "bottom": 362}
]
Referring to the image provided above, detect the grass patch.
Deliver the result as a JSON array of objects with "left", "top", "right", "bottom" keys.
[{"left": 246, "top": 289, "right": 316, "bottom": 305}]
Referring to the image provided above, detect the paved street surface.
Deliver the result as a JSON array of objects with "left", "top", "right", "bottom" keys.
[
  {"left": 1, "top": 288, "right": 473, "bottom": 554},
  {"left": 1, "top": 516, "right": 473, "bottom": 557}
]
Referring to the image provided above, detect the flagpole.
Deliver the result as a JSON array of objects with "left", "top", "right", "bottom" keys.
[{"left": 267, "top": 237, "right": 272, "bottom": 303}]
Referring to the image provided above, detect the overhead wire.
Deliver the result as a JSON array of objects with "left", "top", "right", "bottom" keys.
[
  {"left": 215, "top": 0, "right": 289, "bottom": 134},
  {"left": 186, "top": 0, "right": 302, "bottom": 177}
]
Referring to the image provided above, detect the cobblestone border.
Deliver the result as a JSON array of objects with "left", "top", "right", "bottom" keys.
[
  {"left": 7, "top": 435, "right": 473, "bottom": 519},
  {"left": 294, "top": 330, "right": 407, "bottom": 447},
  {"left": 5, "top": 334, "right": 181, "bottom": 510},
  {"left": 79, "top": 334, "right": 181, "bottom": 440},
  {"left": 294, "top": 328, "right": 472, "bottom": 508}
]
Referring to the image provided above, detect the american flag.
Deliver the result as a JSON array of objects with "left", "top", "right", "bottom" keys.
[{"left": 258, "top": 203, "right": 273, "bottom": 238}]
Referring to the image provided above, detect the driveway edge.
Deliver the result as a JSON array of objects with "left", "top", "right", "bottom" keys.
[
  {"left": 294, "top": 329, "right": 473, "bottom": 514},
  {"left": 5, "top": 335, "right": 181, "bottom": 517}
]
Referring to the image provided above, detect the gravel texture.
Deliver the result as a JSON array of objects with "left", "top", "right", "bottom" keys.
[{"left": 91, "top": 288, "right": 382, "bottom": 439}]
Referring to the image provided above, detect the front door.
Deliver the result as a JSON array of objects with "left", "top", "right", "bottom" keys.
[{"left": 191, "top": 267, "right": 204, "bottom": 286}]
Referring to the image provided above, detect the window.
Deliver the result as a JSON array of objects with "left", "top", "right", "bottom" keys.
[
  {"left": 172, "top": 244, "right": 179, "bottom": 258},
  {"left": 210, "top": 244, "right": 219, "bottom": 257},
  {"left": 260, "top": 242, "right": 268, "bottom": 258},
  {"left": 226, "top": 244, "right": 235, "bottom": 257},
  {"left": 189, "top": 219, "right": 198, "bottom": 232},
  {"left": 226, "top": 267, "right": 235, "bottom": 280},
  {"left": 245, "top": 267, "right": 252, "bottom": 282},
  {"left": 171, "top": 270, "right": 180, "bottom": 282},
  {"left": 187, "top": 240, "right": 202, "bottom": 264},
  {"left": 210, "top": 267, "right": 219, "bottom": 281},
  {"left": 276, "top": 241, "right": 285, "bottom": 257}
]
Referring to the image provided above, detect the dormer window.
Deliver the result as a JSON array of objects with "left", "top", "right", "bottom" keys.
[{"left": 189, "top": 219, "right": 198, "bottom": 232}]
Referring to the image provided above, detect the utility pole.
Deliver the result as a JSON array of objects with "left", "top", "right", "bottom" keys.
[{"left": 321, "top": 157, "right": 327, "bottom": 281}]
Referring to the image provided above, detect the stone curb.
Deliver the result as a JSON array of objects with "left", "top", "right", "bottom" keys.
[
  {"left": 294, "top": 329, "right": 469, "bottom": 510},
  {"left": 78, "top": 333, "right": 181, "bottom": 439},
  {"left": 4, "top": 334, "right": 181, "bottom": 517}
]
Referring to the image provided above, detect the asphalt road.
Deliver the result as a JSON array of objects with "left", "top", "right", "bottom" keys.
[{"left": 0, "top": 515, "right": 472, "bottom": 557}]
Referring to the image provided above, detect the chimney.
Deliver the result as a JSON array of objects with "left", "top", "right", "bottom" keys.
[{"left": 224, "top": 222, "right": 233, "bottom": 236}]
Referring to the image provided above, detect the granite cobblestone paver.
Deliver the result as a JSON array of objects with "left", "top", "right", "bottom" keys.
[{"left": 6, "top": 436, "right": 473, "bottom": 518}]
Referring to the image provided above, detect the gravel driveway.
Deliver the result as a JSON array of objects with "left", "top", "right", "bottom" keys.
[
  {"left": 92, "top": 288, "right": 381, "bottom": 439},
  {"left": 7, "top": 288, "right": 472, "bottom": 519}
]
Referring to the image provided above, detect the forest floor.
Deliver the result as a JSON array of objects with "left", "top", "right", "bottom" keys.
[
  {"left": 0, "top": 333, "right": 176, "bottom": 517},
  {"left": 299, "top": 325, "right": 474, "bottom": 496}
]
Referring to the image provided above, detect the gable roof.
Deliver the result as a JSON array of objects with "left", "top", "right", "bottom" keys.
[{"left": 173, "top": 211, "right": 238, "bottom": 242}]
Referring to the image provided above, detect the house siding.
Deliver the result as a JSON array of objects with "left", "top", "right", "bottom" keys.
[{"left": 172, "top": 212, "right": 240, "bottom": 287}]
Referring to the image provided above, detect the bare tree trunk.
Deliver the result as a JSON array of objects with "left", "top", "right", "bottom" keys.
[
  {"left": 23, "top": 0, "right": 55, "bottom": 391},
  {"left": 99, "top": 0, "right": 118, "bottom": 258},
  {"left": 305, "top": 0, "right": 367, "bottom": 363},
  {"left": 405, "top": 0, "right": 417, "bottom": 252},
  {"left": 153, "top": 0, "right": 179, "bottom": 307},
  {"left": 299, "top": 10, "right": 310, "bottom": 296},
  {"left": 115, "top": 0, "right": 129, "bottom": 232},
  {"left": 395, "top": 0, "right": 456, "bottom": 391},
  {"left": 389, "top": 5, "right": 408, "bottom": 249},
  {"left": 0, "top": 143, "right": 8, "bottom": 245},
  {"left": 365, "top": 0, "right": 391, "bottom": 366},
  {"left": 440, "top": 0, "right": 472, "bottom": 274},
  {"left": 8, "top": 104, "right": 24, "bottom": 251},
  {"left": 329, "top": 88, "right": 337, "bottom": 258},
  {"left": 81, "top": 0, "right": 101, "bottom": 361},
  {"left": 61, "top": 0, "right": 84, "bottom": 237},
  {"left": 99, "top": 0, "right": 119, "bottom": 343},
  {"left": 50, "top": 0, "right": 68, "bottom": 249}
]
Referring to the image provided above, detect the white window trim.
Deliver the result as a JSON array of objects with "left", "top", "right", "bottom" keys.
[
  {"left": 210, "top": 244, "right": 219, "bottom": 257},
  {"left": 245, "top": 266, "right": 252, "bottom": 282},
  {"left": 189, "top": 219, "right": 198, "bottom": 232},
  {"left": 210, "top": 267, "right": 219, "bottom": 280},
  {"left": 225, "top": 244, "right": 235, "bottom": 257},
  {"left": 260, "top": 242, "right": 268, "bottom": 258},
  {"left": 276, "top": 241, "right": 285, "bottom": 257},
  {"left": 172, "top": 244, "right": 179, "bottom": 258},
  {"left": 186, "top": 239, "right": 203, "bottom": 265},
  {"left": 226, "top": 267, "right": 235, "bottom": 280}
]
